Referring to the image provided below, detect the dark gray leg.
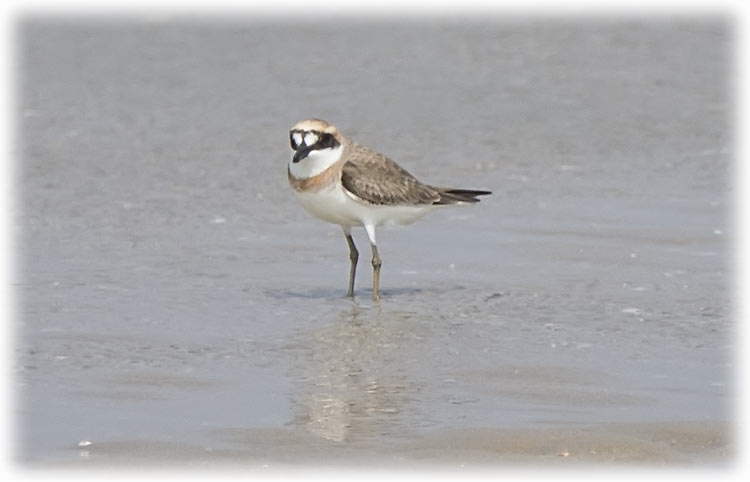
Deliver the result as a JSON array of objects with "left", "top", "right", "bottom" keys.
[
  {"left": 344, "top": 231, "right": 358, "bottom": 298},
  {"left": 370, "top": 243, "right": 382, "bottom": 301}
]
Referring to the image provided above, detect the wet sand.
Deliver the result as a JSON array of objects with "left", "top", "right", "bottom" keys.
[
  {"left": 26, "top": 421, "right": 731, "bottom": 468},
  {"left": 14, "top": 18, "right": 733, "bottom": 468}
]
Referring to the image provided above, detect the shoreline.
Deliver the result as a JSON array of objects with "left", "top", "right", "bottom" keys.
[{"left": 18, "top": 420, "right": 732, "bottom": 469}]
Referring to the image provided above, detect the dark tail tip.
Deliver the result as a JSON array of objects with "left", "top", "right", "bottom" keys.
[{"left": 434, "top": 188, "right": 492, "bottom": 205}]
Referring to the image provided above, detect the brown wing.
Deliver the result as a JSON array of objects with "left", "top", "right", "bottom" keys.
[{"left": 341, "top": 143, "right": 440, "bottom": 206}]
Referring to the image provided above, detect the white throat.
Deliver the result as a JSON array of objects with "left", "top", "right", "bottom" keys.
[{"left": 288, "top": 145, "right": 344, "bottom": 179}]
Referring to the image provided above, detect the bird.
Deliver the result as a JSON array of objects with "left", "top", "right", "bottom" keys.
[{"left": 286, "top": 118, "right": 491, "bottom": 301}]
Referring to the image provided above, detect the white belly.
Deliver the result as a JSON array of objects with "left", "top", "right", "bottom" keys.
[{"left": 294, "top": 183, "right": 433, "bottom": 228}]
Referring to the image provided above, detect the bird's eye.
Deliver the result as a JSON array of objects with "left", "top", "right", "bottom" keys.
[{"left": 290, "top": 132, "right": 303, "bottom": 150}]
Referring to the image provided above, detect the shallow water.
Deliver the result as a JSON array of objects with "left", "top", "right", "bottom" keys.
[{"left": 14, "top": 18, "right": 732, "bottom": 466}]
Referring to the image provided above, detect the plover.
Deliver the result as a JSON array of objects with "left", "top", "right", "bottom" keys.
[{"left": 287, "top": 118, "right": 491, "bottom": 301}]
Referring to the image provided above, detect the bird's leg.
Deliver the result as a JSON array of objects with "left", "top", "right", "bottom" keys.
[
  {"left": 363, "top": 224, "right": 382, "bottom": 301},
  {"left": 370, "top": 243, "right": 382, "bottom": 301},
  {"left": 344, "top": 230, "right": 358, "bottom": 298}
]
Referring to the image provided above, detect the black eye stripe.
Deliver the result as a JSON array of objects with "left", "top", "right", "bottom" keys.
[
  {"left": 316, "top": 132, "right": 339, "bottom": 149},
  {"left": 289, "top": 130, "right": 340, "bottom": 150}
]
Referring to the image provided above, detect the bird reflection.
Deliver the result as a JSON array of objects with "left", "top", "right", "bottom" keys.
[{"left": 291, "top": 303, "right": 416, "bottom": 443}]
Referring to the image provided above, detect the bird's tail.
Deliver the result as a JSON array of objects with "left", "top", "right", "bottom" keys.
[{"left": 433, "top": 188, "right": 492, "bottom": 205}]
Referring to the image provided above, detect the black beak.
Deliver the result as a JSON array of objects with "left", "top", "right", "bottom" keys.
[{"left": 292, "top": 145, "right": 313, "bottom": 163}]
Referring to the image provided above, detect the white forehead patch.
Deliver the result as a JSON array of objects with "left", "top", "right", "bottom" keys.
[
  {"left": 304, "top": 132, "right": 319, "bottom": 146},
  {"left": 292, "top": 132, "right": 303, "bottom": 148}
]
